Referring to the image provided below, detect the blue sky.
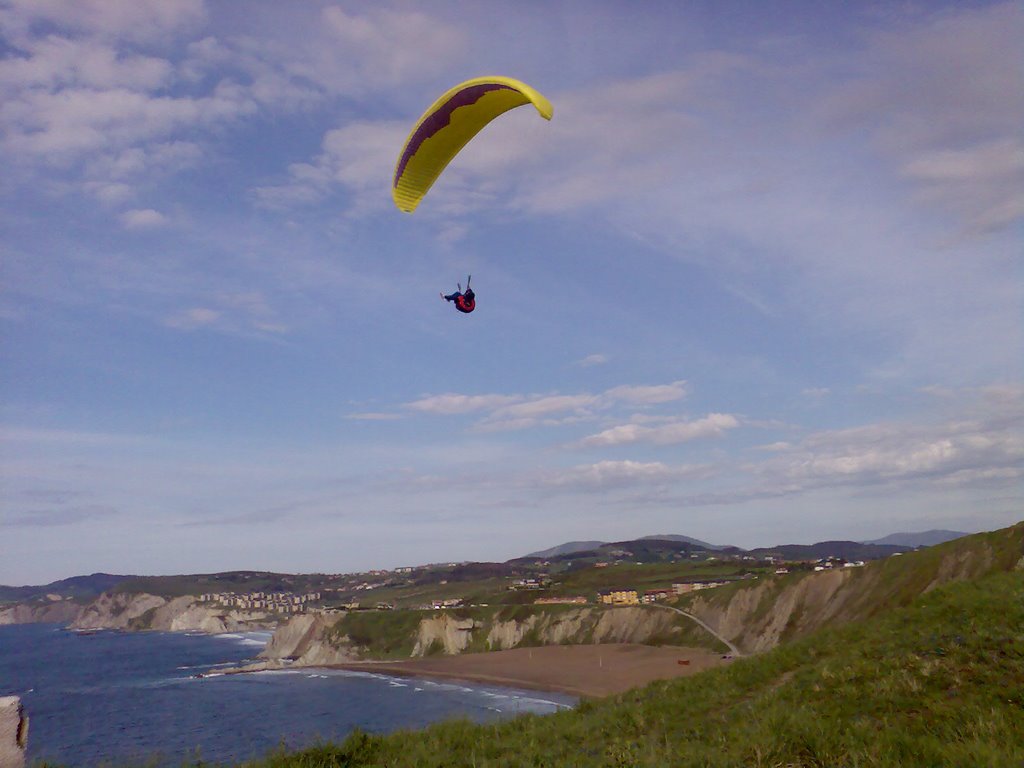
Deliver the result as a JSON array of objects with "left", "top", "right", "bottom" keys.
[{"left": 2, "top": 0, "right": 1021, "bottom": 584}]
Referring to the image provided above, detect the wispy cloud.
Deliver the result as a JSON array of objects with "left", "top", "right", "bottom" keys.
[
  {"left": 581, "top": 413, "right": 740, "bottom": 447},
  {"left": 346, "top": 412, "right": 402, "bottom": 421},
  {"left": 540, "top": 460, "right": 713, "bottom": 492},
  {"left": 405, "top": 393, "right": 525, "bottom": 415},
  {"left": 3, "top": 504, "right": 118, "bottom": 528},
  {"left": 162, "top": 292, "right": 287, "bottom": 335},
  {"left": 402, "top": 381, "right": 691, "bottom": 433},
  {"left": 120, "top": 208, "right": 168, "bottom": 229},
  {"left": 1, "top": 0, "right": 207, "bottom": 43}
]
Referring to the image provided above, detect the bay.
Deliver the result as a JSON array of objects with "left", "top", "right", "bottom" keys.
[{"left": 0, "top": 623, "right": 575, "bottom": 767}]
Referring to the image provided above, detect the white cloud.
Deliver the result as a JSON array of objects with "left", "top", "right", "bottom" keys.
[
  {"left": 89, "top": 141, "right": 203, "bottom": 180},
  {"left": 801, "top": 388, "right": 830, "bottom": 402},
  {"left": 0, "top": 36, "right": 173, "bottom": 90},
  {"left": 82, "top": 181, "right": 133, "bottom": 203},
  {"left": 316, "top": 7, "right": 464, "bottom": 88},
  {"left": 164, "top": 307, "right": 220, "bottom": 330},
  {"left": 604, "top": 380, "right": 687, "bottom": 405},
  {"left": 577, "top": 354, "right": 608, "bottom": 367},
  {"left": 253, "top": 120, "right": 406, "bottom": 212},
  {"left": 120, "top": 208, "right": 168, "bottom": 229},
  {"left": 581, "top": 413, "right": 740, "bottom": 447},
  {"left": 161, "top": 292, "right": 288, "bottom": 335},
  {"left": 491, "top": 394, "right": 600, "bottom": 421},
  {"left": 541, "top": 460, "right": 711, "bottom": 492},
  {"left": 5, "top": 504, "right": 118, "bottom": 528},
  {"left": 402, "top": 381, "right": 692, "bottom": 432},
  {"left": 748, "top": 395, "right": 1024, "bottom": 494},
  {"left": 405, "top": 393, "right": 524, "bottom": 415},
  {"left": 901, "top": 138, "right": 1024, "bottom": 235},
  {"left": 0, "top": 426, "right": 146, "bottom": 446},
  {"left": 821, "top": 3, "right": 1024, "bottom": 234},
  {"left": 120, "top": 208, "right": 169, "bottom": 229},
  {"left": 3, "top": 84, "right": 256, "bottom": 160},
  {"left": 1, "top": 0, "right": 207, "bottom": 43}
]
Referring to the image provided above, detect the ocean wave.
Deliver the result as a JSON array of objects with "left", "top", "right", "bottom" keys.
[{"left": 212, "top": 632, "right": 271, "bottom": 648}]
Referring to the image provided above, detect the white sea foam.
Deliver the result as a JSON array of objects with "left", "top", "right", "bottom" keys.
[{"left": 213, "top": 631, "right": 271, "bottom": 648}]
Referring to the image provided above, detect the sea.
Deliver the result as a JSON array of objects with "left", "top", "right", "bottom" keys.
[{"left": 0, "top": 623, "right": 575, "bottom": 767}]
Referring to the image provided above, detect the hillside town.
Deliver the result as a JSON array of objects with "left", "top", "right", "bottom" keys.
[{"left": 184, "top": 551, "right": 872, "bottom": 617}]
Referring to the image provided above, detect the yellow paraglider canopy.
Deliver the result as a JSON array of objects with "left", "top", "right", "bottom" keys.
[{"left": 392, "top": 76, "right": 553, "bottom": 213}]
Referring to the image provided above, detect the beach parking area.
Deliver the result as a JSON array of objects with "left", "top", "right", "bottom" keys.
[{"left": 330, "top": 643, "right": 730, "bottom": 698}]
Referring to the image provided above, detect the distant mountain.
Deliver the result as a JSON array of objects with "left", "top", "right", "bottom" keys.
[
  {"left": 861, "top": 530, "right": 969, "bottom": 548},
  {"left": 638, "top": 534, "right": 724, "bottom": 550},
  {"left": 525, "top": 541, "right": 607, "bottom": 559},
  {"left": 526, "top": 533, "right": 729, "bottom": 560},
  {"left": 0, "top": 572, "right": 131, "bottom": 603},
  {"left": 749, "top": 541, "right": 912, "bottom": 561}
]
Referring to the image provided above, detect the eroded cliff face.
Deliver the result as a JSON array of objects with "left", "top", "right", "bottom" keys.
[
  {"left": 484, "top": 607, "right": 679, "bottom": 651},
  {"left": 0, "top": 599, "right": 81, "bottom": 626},
  {"left": 258, "top": 605, "right": 688, "bottom": 667},
  {"left": 413, "top": 614, "right": 478, "bottom": 655},
  {"left": 69, "top": 592, "right": 275, "bottom": 633},
  {"left": 260, "top": 614, "right": 357, "bottom": 665},
  {"left": 684, "top": 528, "right": 1024, "bottom": 655},
  {"left": 685, "top": 570, "right": 855, "bottom": 654},
  {"left": 70, "top": 592, "right": 167, "bottom": 630}
]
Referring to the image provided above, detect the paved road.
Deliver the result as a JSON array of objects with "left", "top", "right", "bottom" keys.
[{"left": 648, "top": 603, "right": 744, "bottom": 657}]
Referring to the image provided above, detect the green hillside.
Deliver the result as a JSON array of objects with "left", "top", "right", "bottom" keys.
[
  {"left": 236, "top": 567, "right": 1024, "bottom": 767},
  {"left": 674, "top": 521, "right": 1024, "bottom": 653}
]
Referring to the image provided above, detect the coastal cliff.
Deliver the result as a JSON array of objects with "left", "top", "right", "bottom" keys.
[
  {"left": 682, "top": 522, "right": 1024, "bottom": 654},
  {"left": 259, "top": 613, "right": 358, "bottom": 665},
  {"left": 257, "top": 604, "right": 700, "bottom": 667},
  {"left": 70, "top": 592, "right": 275, "bottom": 633},
  {"left": 0, "top": 597, "right": 81, "bottom": 626}
]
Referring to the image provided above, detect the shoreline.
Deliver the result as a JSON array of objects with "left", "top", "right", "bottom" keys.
[
  {"left": 267, "top": 644, "right": 732, "bottom": 699},
  {"left": 325, "top": 660, "right": 596, "bottom": 699}
]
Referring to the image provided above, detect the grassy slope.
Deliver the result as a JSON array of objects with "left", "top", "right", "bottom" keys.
[
  {"left": 680, "top": 522, "right": 1024, "bottom": 651},
  {"left": 237, "top": 567, "right": 1024, "bottom": 768}
]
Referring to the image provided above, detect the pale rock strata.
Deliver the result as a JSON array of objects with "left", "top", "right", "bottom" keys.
[
  {"left": 0, "top": 696, "right": 28, "bottom": 768},
  {"left": 413, "top": 614, "right": 478, "bottom": 655},
  {"left": 260, "top": 614, "right": 357, "bottom": 665},
  {"left": 0, "top": 600, "right": 81, "bottom": 626},
  {"left": 68, "top": 592, "right": 274, "bottom": 633},
  {"left": 70, "top": 592, "right": 166, "bottom": 630}
]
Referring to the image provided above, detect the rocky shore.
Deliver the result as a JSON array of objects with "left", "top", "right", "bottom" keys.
[{"left": 0, "top": 696, "right": 28, "bottom": 768}]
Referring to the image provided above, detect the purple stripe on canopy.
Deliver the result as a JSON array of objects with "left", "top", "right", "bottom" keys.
[{"left": 394, "top": 83, "right": 516, "bottom": 186}]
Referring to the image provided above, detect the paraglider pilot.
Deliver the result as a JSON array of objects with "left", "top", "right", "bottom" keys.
[{"left": 443, "top": 275, "right": 476, "bottom": 314}]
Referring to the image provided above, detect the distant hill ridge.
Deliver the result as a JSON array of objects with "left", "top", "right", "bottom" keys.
[
  {"left": 860, "top": 529, "right": 969, "bottom": 547},
  {"left": 0, "top": 530, "right": 976, "bottom": 598},
  {"left": 522, "top": 529, "right": 966, "bottom": 561},
  {"left": 0, "top": 573, "right": 130, "bottom": 604}
]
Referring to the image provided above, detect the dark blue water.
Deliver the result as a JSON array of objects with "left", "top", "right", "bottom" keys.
[{"left": 0, "top": 624, "right": 575, "bottom": 767}]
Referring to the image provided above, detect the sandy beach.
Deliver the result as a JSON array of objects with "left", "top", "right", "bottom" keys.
[{"left": 328, "top": 644, "right": 730, "bottom": 698}]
